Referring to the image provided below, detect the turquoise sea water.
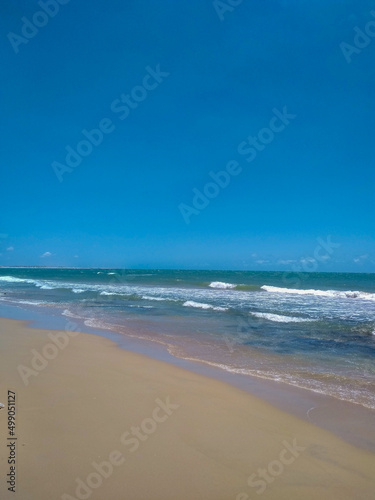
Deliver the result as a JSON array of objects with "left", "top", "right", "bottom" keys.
[{"left": 0, "top": 268, "right": 374, "bottom": 409}]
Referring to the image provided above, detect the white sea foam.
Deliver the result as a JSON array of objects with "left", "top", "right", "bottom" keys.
[
  {"left": 84, "top": 318, "right": 104, "bottom": 328},
  {"left": 261, "top": 285, "right": 375, "bottom": 301},
  {"left": 142, "top": 296, "right": 165, "bottom": 301},
  {"left": 62, "top": 309, "right": 82, "bottom": 319},
  {"left": 0, "top": 276, "right": 31, "bottom": 283},
  {"left": 209, "top": 281, "right": 237, "bottom": 289},
  {"left": 17, "top": 300, "right": 48, "bottom": 306},
  {"left": 0, "top": 276, "right": 54, "bottom": 289},
  {"left": 250, "top": 312, "right": 316, "bottom": 323},
  {"left": 183, "top": 300, "right": 228, "bottom": 311},
  {"left": 72, "top": 289, "right": 85, "bottom": 294},
  {"left": 129, "top": 305, "right": 154, "bottom": 309},
  {"left": 173, "top": 357, "right": 375, "bottom": 410},
  {"left": 100, "top": 291, "right": 119, "bottom": 296},
  {"left": 0, "top": 297, "right": 46, "bottom": 306},
  {"left": 83, "top": 318, "right": 119, "bottom": 330}
]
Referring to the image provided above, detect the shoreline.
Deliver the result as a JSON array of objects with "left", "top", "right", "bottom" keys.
[
  {"left": 0, "top": 316, "right": 374, "bottom": 499},
  {"left": 0, "top": 302, "right": 375, "bottom": 455}
]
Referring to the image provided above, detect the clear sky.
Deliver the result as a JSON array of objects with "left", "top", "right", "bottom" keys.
[{"left": 1, "top": 0, "right": 374, "bottom": 271}]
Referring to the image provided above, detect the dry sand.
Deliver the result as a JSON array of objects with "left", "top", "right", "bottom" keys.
[{"left": 0, "top": 317, "right": 374, "bottom": 500}]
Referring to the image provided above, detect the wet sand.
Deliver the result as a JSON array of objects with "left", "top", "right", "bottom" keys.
[{"left": 0, "top": 317, "right": 374, "bottom": 500}]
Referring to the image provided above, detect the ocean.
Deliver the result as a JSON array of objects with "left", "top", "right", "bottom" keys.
[{"left": 0, "top": 268, "right": 374, "bottom": 409}]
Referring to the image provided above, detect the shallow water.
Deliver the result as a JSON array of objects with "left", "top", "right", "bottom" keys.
[{"left": 0, "top": 268, "right": 374, "bottom": 408}]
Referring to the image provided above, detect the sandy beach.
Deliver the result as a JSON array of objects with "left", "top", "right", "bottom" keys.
[{"left": 0, "top": 317, "right": 374, "bottom": 500}]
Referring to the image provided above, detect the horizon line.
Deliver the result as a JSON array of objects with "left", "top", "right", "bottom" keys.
[{"left": 0, "top": 266, "right": 374, "bottom": 275}]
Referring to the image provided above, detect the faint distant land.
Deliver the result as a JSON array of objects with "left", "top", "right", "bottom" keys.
[{"left": 0, "top": 266, "right": 84, "bottom": 269}]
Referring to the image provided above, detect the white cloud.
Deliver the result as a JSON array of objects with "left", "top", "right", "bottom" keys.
[
  {"left": 41, "top": 251, "right": 52, "bottom": 258},
  {"left": 319, "top": 254, "right": 330, "bottom": 261},
  {"left": 277, "top": 259, "right": 296, "bottom": 265},
  {"left": 354, "top": 254, "right": 369, "bottom": 263},
  {"left": 300, "top": 257, "right": 316, "bottom": 264},
  {"left": 6, "top": 246, "right": 14, "bottom": 251},
  {"left": 256, "top": 259, "right": 269, "bottom": 264}
]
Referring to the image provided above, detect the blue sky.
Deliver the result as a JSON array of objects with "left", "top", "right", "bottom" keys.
[{"left": 0, "top": 0, "right": 374, "bottom": 271}]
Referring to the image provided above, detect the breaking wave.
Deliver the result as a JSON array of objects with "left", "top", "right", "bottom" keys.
[
  {"left": 209, "top": 281, "right": 237, "bottom": 289},
  {"left": 261, "top": 285, "right": 375, "bottom": 301},
  {"left": 183, "top": 301, "right": 228, "bottom": 312},
  {"left": 250, "top": 312, "right": 316, "bottom": 323}
]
